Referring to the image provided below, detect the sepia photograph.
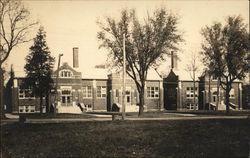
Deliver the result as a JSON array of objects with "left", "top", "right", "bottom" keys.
[{"left": 0, "top": 0, "right": 250, "bottom": 157}]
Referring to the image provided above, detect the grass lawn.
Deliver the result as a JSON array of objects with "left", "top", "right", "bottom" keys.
[
  {"left": 1, "top": 119, "right": 250, "bottom": 158},
  {"left": 15, "top": 113, "right": 102, "bottom": 119}
]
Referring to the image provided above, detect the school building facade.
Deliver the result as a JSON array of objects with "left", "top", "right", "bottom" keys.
[
  {"left": 5, "top": 64, "right": 244, "bottom": 114},
  {"left": 5, "top": 62, "right": 164, "bottom": 113},
  {"left": 4, "top": 48, "right": 246, "bottom": 114}
]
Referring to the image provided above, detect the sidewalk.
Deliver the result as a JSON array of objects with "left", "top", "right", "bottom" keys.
[{"left": 1, "top": 115, "right": 248, "bottom": 125}]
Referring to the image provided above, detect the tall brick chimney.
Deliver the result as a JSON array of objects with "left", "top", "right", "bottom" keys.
[
  {"left": 73, "top": 47, "right": 79, "bottom": 68},
  {"left": 171, "top": 51, "right": 178, "bottom": 70}
]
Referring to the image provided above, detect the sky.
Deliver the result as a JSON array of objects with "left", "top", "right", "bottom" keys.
[{"left": 5, "top": 0, "right": 249, "bottom": 80}]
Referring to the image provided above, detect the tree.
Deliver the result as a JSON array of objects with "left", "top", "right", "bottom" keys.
[
  {"left": 97, "top": 8, "right": 183, "bottom": 116},
  {"left": 24, "top": 27, "right": 55, "bottom": 113},
  {"left": 0, "top": 0, "right": 37, "bottom": 118},
  {"left": 185, "top": 53, "right": 200, "bottom": 110},
  {"left": 201, "top": 15, "right": 249, "bottom": 113}
]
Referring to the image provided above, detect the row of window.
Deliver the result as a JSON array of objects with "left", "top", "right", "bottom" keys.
[
  {"left": 19, "top": 106, "right": 35, "bottom": 113},
  {"left": 186, "top": 87, "right": 198, "bottom": 99},
  {"left": 186, "top": 94, "right": 198, "bottom": 98},
  {"left": 60, "top": 70, "right": 72, "bottom": 78},
  {"left": 19, "top": 89, "right": 34, "bottom": 99},
  {"left": 19, "top": 87, "right": 236, "bottom": 101},
  {"left": 18, "top": 86, "right": 160, "bottom": 99},
  {"left": 186, "top": 87, "right": 198, "bottom": 91}
]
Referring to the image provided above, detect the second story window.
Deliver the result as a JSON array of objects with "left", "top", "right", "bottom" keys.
[{"left": 60, "top": 70, "right": 72, "bottom": 78}]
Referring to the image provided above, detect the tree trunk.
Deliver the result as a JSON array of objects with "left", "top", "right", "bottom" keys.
[
  {"left": 40, "top": 94, "right": 43, "bottom": 114},
  {"left": 225, "top": 86, "right": 230, "bottom": 114},
  {"left": 0, "top": 65, "right": 5, "bottom": 118},
  {"left": 138, "top": 87, "right": 145, "bottom": 117},
  {"left": 45, "top": 91, "right": 50, "bottom": 113},
  {"left": 216, "top": 79, "right": 220, "bottom": 111},
  {"left": 208, "top": 74, "right": 211, "bottom": 110}
]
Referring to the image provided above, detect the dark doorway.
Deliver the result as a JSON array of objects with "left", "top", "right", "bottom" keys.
[{"left": 163, "top": 70, "right": 178, "bottom": 110}]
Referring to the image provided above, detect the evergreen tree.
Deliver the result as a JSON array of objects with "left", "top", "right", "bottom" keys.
[{"left": 24, "top": 27, "right": 55, "bottom": 113}]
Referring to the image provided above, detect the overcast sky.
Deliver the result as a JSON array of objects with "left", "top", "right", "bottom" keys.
[{"left": 6, "top": 0, "right": 249, "bottom": 78}]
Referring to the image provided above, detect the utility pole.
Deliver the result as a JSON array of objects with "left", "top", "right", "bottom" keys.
[
  {"left": 208, "top": 72, "right": 211, "bottom": 111},
  {"left": 54, "top": 53, "right": 63, "bottom": 114},
  {"left": 122, "top": 33, "right": 126, "bottom": 120}
]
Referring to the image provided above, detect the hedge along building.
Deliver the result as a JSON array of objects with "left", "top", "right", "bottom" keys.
[{"left": 5, "top": 47, "right": 164, "bottom": 114}]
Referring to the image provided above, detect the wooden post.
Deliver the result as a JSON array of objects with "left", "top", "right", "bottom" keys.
[
  {"left": 122, "top": 33, "right": 126, "bottom": 120},
  {"left": 54, "top": 54, "right": 63, "bottom": 114}
]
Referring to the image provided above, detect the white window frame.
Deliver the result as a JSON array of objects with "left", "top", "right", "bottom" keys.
[
  {"left": 147, "top": 87, "right": 159, "bottom": 99},
  {"left": 19, "top": 105, "right": 35, "bottom": 113},
  {"left": 229, "top": 89, "right": 235, "bottom": 99},
  {"left": 18, "top": 89, "right": 35, "bottom": 99},
  {"left": 97, "top": 86, "right": 106, "bottom": 98},
  {"left": 82, "top": 86, "right": 92, "bottom": 98},
  {"left": 186, "top": 87, "right": 198, "bottom": 99},
  {"left": 60, "top": 69, "right": 73, "bottom": 78}
]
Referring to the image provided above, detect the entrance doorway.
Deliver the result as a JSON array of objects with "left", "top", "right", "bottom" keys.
[{"left": 61, "top": 89, "right": 72, "bottom": 106}]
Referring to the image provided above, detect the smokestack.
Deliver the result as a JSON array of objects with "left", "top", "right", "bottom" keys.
[
  {"left": 171, "top": 51, "right": 178, "bottom": 70},
  {"left": 73, "top": 47, "right": 79, "bottom": 68}
]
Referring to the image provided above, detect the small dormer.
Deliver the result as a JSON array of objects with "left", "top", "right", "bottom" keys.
[
  {"left": 60, "top": 69, "right": 73, "bottom": 78},
  {"left": 53, "top": 62, "right": 82, "bottom": 79}
]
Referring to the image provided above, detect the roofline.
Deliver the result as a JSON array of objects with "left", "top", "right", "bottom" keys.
[{"left": 11, "top": 77, "right": 244, "bottom": 83}]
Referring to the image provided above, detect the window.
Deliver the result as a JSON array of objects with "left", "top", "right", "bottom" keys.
[
  {"left": 82, "top": 86, "right": 92, "bottom": 98},
  {"left": 186, "top": 103, "right": 198, "bottom": 110},
  {"left": 212, "top": 75, "right": 217, "bottom": 80},
  {"left": 19, "top": 89, "right": 34, "bottom": 99},
  {"left": 67, "top": 96, "right": 71, "bottom": 103},
  {"left": 25, "top": 106, "right": 29, "bottom": 112},
  {"left": 61, "top": 89, "right": 72, "bottom": 106},
  {"left": 147, "top": 87, "right": 159, "bottom": 98},
  {"left": 19, "top": 89, "right": 24, "bottom": 98},
  {"left": 230, "top": 89, "right": 235, "bottom": 99},
  {"left": 212, "top": 91, "right": 218, "bottom": 102},
  {"left": 186, "top": 87, "right": 198, "bottom": 99},
  {"left": 62, "top": 96, "right": 66, "bottom": 103},
  {"left": 97, "top": 86, "right": 106, "bottom": 98},
  {"left": 116, "top": 89, "right": 119, "bottom": 97},
  {"left": 60, "top": 70, "right": 72, "bottom": 78},
  {"left": 19, "top": 106, "right": 35, "bottom": 113}
]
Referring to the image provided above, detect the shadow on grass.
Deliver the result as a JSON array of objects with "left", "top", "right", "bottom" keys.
[{"left": 1, "top": 119, "right": 250, "bottom": 158}]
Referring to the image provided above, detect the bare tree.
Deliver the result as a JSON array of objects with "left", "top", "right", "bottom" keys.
[
  {"left": 185, "top": 52, "right": 200, "bottom": 110},
  {"left": 97, "top": 8, "right": 183, "bottom": 116},
  {"left": 201, "top": 15, "right": 249, "bottom": 113},
  {"left": 0, "top": 0, "right": 37, "bottom": 118}
]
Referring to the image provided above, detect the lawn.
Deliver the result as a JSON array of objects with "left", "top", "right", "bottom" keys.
[{"left": 1, "top": 119, "right": 250, "bottom": 158}]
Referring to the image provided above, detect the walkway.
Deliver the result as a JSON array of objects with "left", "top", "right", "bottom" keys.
[{"left": 1, "top": 114, "right": 249, "bottom": 125}]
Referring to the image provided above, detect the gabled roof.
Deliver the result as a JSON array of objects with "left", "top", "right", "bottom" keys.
[
  {"left": 53, "top": 62, "right": 81, "bottom": 77},
  {"left": 164, "top": 69, "right": 179, "bottom": 82}
]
